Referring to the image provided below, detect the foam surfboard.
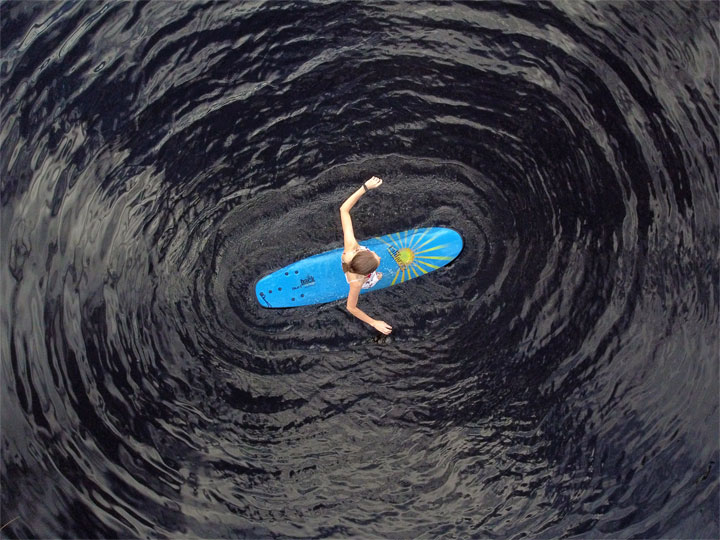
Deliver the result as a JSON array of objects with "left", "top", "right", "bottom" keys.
[{"left": 255, "top": 227, "right": 463, "bottom": 308}]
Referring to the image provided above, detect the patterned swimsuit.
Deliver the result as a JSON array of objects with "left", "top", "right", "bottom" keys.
[{"left": 343, "top": 246, "right": 381, "bottom": 289}]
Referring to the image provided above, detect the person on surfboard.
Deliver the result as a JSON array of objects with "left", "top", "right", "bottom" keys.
[{"left": 340, "top": 176, "right": 393, "bottom": 335}]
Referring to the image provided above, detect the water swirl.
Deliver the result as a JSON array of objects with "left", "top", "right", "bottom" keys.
[{"left": 2, "top": 1, "right": 718, "bottom": 538}]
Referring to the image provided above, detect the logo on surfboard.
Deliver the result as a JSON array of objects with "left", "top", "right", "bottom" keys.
[
  {"left": 293, "top": 274, "right": 316, "bottom": 291},
  {"left": 386, "top": 245, "right": 415, "bottom": 268}
]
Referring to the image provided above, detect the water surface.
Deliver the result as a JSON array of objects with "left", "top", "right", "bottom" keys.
[{"left": 1, "top": 1, "right": 718, "bottom": 538}]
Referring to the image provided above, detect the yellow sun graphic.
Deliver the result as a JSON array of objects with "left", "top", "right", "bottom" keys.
[
  {"left": 375, "top": 228, "right": 455, "bottom": 285},
  {"left": 397, "top": 247, "right": 415, "bottom": 265}
]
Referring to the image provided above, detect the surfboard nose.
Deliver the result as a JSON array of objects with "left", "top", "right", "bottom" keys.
[{"left": 447, "top": 228, "right": 464, "bottom": 258}]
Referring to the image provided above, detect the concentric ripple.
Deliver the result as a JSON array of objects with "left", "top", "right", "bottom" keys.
[{"left": 1, "top": 1, "right": 718, "bottom": 538}]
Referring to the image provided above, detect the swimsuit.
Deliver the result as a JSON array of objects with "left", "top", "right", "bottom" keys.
[{"left": 343, "top": 246, "right": 381, "bottom": 289}]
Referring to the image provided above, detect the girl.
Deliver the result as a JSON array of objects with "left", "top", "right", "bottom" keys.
[{"left": 340, "top": 176, "right": 393, "bottom": 335}]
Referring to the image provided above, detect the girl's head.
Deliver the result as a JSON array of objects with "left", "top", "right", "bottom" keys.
[{"left": 343, "top": 250, "right": 380, "bottom": 274}]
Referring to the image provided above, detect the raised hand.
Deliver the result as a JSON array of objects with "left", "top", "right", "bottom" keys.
[{"left": 365, "top": 176, "right": 383, "bottom": 190}]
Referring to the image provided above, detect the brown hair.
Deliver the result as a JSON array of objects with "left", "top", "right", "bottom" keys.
[{"left": 342, "top": 250, "right": 379, "bottom": 275}]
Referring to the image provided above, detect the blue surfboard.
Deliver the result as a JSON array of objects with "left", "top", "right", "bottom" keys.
[{"left": 256, "top": 227, "right": 463, "bottom": 308}]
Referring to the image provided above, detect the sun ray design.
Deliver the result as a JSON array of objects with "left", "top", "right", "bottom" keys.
[
  {"left": 416, "top": 260, "right": 440, "bottom": 271},
  {"left": 414, "top": 235, "right": 438, "bottom": 252},
  {"left": 415, "top": 255, "right": 453, "bottom": 261},
  {"left": 416, "top": 244, "right": 448, "bottom": 255},
  {"left": 378, "top": 234, "right": 394, "bottom": 250},
  {"left": 410, "top": 228, "right": 431, "bottom": 251},
  {"left": 375, "top": 235, "right": 396, "bottom": 251},
  {"left": 377, "top": 228, "right": 459, "bottom": 288},
  {"left": 409, "top": 228, "right": 418, "bottom": 248}
]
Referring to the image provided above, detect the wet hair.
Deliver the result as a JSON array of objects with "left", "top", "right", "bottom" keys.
[{"left": 342, "top": 250, "right": 379, "bottom": 275}]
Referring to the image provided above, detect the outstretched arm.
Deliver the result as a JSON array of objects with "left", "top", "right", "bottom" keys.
[
  {"left": 346, "top": 280, "right": 393, "bottom": 335},
  {"left": 340, "top": 176, "right": 383, "bottom": 252}
]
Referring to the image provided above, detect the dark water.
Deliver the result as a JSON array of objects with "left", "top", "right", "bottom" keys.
[{"left": 2, "top": 1, "right": 718, "bottom": 538}]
